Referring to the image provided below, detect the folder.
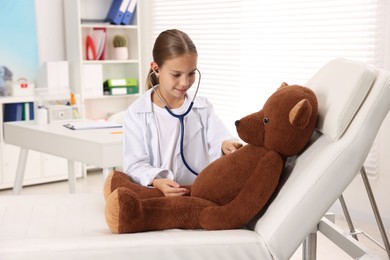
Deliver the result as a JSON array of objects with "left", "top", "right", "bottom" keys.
[
  {"left": 3, "top": 102, "right": 34, "bottom": 122},
  {"left": 23, "top": 102, "right": 30, "bottom": 121},
  {"left": 86, "top": 36, "right": 97, "bottom": 60},
  {"left": 63, "top": 121, "right": 122, "bottom": 130},
  {"left": 103, "top": 78, "right": 139, "bottom": 95},
  {"left": 106, "top": 0, "right": 131, "bottom": 25},
  {"left": 121, "top": 0, "right": 137, "bottom": 25},
  {"left": 3, "top": 103, "right": 23, "bottom": 122},
  {"left": 105, "top": 78, "right": 137, "bottom": 88},
  {"left": 86, "top": 28, "right": 107, "bottom": 60},
  {"left": 92, "top": 28, "right": 107, "bottom": 60}
]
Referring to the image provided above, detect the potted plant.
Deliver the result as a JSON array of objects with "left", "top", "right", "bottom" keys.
[{"left": 112, "top": 35, "right": 128, "bottom": 60}]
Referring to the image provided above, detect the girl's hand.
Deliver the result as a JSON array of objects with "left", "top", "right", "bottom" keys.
[
  {"left": 222, "top": 141, "right": 243, "bottom": 155},
  {"left": 152, "top": 178, "right": 189, "bottom": 197}
]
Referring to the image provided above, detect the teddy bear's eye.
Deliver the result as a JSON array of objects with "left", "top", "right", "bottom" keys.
[{"left": 263, "top": 117, "right": 269, "bottom": 125}]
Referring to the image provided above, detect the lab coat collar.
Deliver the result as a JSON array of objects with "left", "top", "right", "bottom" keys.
[
  {"left": 135, "top": 89, "right": 205, "bottom": 158},
  {"left": 132, "top": 88, "right": 208, "bottom": 114}
]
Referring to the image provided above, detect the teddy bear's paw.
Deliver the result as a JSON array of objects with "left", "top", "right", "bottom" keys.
[
  {"left": 103, "top": 171, "right": 116, "bottom": 201},
  {"left": 103, "top": 170, "right": 133, "bottom": 201},
  {"left": 105, "top": 188, "right": 121, "bottom": 233},
  {"left": 105, "top": 187, "right": 143, "bottom": 234}
]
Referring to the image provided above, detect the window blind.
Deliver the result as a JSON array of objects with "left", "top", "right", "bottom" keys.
[
  {"left": 149, "top": 0, "right": 387, "bottom": 133},
  {"left": 148, "top": 0, "right": 387, "bottom": 175},
  {"left": 240, "top": 0, "right": 387, "bottom": 116},
  {"left": 150, "top": 0, "right": 241, "bottom": 134}
]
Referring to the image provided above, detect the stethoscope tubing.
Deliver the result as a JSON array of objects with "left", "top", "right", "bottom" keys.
[
  {"left": 150, "top": 69, "right": 201, "bottom": 176},
  {"left": 164, "top": 102, "right": 198, "bottom": 175}
]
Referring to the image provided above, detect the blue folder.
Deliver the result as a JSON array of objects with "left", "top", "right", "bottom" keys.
[
  {"left": 3, "top": 102, "right": 34, "bottom": 122},
  {"left": 121, "top": 0, "right": 137, "bottom": 25},
  {"left": 106, "top": 0, "right": 131, "bottom": 25}
]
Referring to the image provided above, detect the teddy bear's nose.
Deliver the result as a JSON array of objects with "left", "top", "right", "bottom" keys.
[{"left": 235, "top": 120, "right": 240, "bottom": 126}]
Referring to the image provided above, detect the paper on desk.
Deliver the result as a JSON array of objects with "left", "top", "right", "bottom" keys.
[{"left": 63, "top": 121, "right": 122, "bottom": 130}]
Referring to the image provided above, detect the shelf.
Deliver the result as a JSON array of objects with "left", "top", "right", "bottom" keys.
[
  {"left": 82, "top": 59, "right": 139, "bottom": 64},
  {"left": 65, "top": 0, "right": 142, "bottom": 120},
  {"left": 81, "top": 23, "right": 138, "bottom": 30},
  {"left": 84, "top": 93, "right": 140, "bottom": 100},
  {"left": 0, "top": 96, "right": 34, "bottom": 104}
]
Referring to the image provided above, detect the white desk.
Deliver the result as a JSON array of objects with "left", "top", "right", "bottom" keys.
[{"left": 3, "top": 121, "right": 123, "bottom": 194}]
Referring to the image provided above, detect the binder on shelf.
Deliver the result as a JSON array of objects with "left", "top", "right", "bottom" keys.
[
  {"left": 3, "top": 102, "right": 34, "bottom": 122},
  {"left": 86, "top": 28, "right": 107, "bottom": 61},
  {"left": 106, "top": 0, "right": 131, "bottom": 25},
  {"left": 121, "top": 0, "right": 137, "bottom": 25},
  {"left": 103, "top": 78, "right": 138, "bottom": 95},
  {"left": 92, "top": 28, "right": 107, "bottom": 60},
  {"left": 86, "top": 36, "right": 97, "bottom": 60}
]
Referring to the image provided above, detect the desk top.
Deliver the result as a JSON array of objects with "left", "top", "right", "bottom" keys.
[{"left": 4, "top": 121, "right": 123, "bottom": 168}]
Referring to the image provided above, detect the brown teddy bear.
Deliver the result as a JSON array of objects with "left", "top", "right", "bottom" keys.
[{"left": 104, "top": 83, "right": 318, "bottom": 233}]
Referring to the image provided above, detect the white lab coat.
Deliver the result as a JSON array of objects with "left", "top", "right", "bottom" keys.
[{"left": 123, "top": 88, "right": 234, "bottom": 186}]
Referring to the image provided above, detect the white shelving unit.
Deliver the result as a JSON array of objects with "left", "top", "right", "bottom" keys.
[{"left": 64, "top": 0, "right": 143, "bottom": 120}]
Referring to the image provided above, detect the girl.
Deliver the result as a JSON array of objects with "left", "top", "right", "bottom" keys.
[{"left": 123, "top": 29, "right": 242, "bottom": 196}]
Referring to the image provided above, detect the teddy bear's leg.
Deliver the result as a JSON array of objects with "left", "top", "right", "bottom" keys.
[
  {"left": 105, "top": 187, "right": 217, "bottom": 234},
  {"left": 103, "top": 170, "right": 164, "bottom": 201},
  {"left": 199, "top": 152, "right": 283, "bottom": 230}
]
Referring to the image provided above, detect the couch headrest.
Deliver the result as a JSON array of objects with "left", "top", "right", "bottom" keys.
[{"left": 306, "top": 58, "right": 374, "bottom": 140}]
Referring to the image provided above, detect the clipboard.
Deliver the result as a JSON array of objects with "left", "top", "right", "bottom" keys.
[{"left": 64, "top": 121, "right": 122, "bottom": 130}]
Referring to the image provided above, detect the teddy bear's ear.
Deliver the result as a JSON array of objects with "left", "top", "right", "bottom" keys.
[
  {"left": 278, "top": 82, "right": 289, "bottom": 90},
  {"left": 289, "top": 99, "right": 313, "bottom": 129}
]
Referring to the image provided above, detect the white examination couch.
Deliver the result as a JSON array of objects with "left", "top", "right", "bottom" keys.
[{"left": 0, "top": 58, "right": 389, "bottom": 260}]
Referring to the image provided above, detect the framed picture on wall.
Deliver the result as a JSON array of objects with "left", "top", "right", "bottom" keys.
[{"left": 0, "top": 0, "right": 39, "bottom": 96}]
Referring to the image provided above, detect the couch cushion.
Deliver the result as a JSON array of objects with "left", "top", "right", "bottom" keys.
[
  {"left": 306, "top": 58, "right": 374, "bottom": 140},
  {"left": 0, "top": 193, "right": 272, "bottom": 260}
]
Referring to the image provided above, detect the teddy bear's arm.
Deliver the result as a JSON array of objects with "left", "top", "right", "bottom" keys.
[{"left": 199, "top": 151, "right": 284, "bottom": 230}]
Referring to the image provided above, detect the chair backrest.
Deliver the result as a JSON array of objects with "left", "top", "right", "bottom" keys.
[{"left": 251, "top": 59, "right": 390, "bottom": 260}]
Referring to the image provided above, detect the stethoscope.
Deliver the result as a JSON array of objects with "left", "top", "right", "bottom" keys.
[{"left": 149, "top": 69, "right": 201, "bottom": 176}]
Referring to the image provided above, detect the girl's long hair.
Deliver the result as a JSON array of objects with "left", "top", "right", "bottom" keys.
[{"left": 146, "top": 29, "right": 197, "bottom": 90}]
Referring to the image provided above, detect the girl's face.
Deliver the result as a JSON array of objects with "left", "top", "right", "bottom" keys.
[{"left": 153, "top": 53, "right": 198, "bottom": 106}]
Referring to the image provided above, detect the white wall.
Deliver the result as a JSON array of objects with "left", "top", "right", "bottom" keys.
[
  {"left": 34, "top": 0, "right": 66, "bottom": 64},
  {"left": 331, "top": 116, "right": 390, "bottom": 228},
  {"left": 330, "top": 2, "right": 390, "bottom": 229},
  {"left": 34, "top": 0, "right": 390, "bottom": 228}
]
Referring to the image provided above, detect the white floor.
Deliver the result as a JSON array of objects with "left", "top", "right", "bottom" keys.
[{"left": 0, "top": 170, "right": 389, "bottom": 260}]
